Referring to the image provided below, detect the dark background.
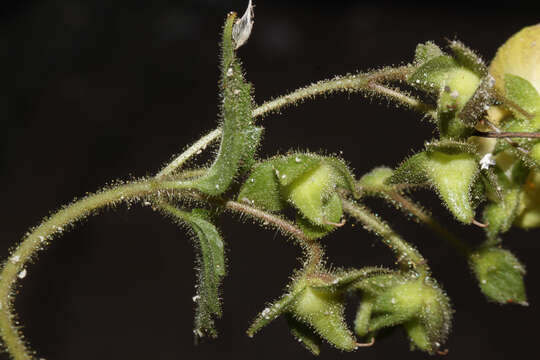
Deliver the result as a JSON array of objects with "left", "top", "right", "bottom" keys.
[{"left": 1, "top": 1, "right": 539, "bottom": 359}]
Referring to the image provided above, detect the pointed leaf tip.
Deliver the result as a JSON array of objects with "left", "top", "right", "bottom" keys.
[{"left": 233, "top": 0, "right": 254, "bottom": 49}]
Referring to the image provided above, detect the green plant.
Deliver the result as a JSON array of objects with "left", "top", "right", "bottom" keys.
[{"left": 1, "top": 2, "right": 539, "bottom": 359}]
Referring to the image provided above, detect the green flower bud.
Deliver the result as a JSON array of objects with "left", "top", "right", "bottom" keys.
[
  {"left": 469, "top": 247, "right": 527, "bottom": 305},
  {"left": 425, "top": 150, "right": 479, "bottom": 223},
  {"left": 388, "top": 141, "right": 481, "bottom": 224},
  {"left": 489, "top": 24, "right": 540, "bottom": 129},
  {"left": 353, "top": 273, "right": 452, "bottom": 354},
  {"left": 247, "top": 268, "right": 386, "bottom": 353},
  {"left": 282, "top": 161, "right": 340, "bottom": 225},
  {"left": 408, "top": 52, "right": 483, "bottom": 138},
  {"left": 238, "top": 153, "right": 356, "bottom": 233}
]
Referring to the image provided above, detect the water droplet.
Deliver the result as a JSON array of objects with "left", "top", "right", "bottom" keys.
[
  {"left": 295, "top": 156, "right": 301, "bottom": 163},
  {"left": 10, "top": 255, "right": 20, "bottom": 264},
  {"left": 18, "top": 269, "right": 27, "bottom": 279},
  {"left": 226, "top": 67, "right": 233, "bottom": 77},
  {"left": 192, "top": 295, "right": 200, "bottom": 302}
]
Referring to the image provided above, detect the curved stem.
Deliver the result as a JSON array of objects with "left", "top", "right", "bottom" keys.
[
  {"left": 253, "top": 66, "right": 432, "bottom": 118},
  {"left": 386, "top": 191, "right": 472, "bottom": 257},
  {"left": 0, "top": 179, "right": 191, "bottom": 360},
  {"left": 341, "top": 198, "right": 428, "bottom": 276},
  {"left": 222, "top": 200, "right": 324, "bottom": 274}
]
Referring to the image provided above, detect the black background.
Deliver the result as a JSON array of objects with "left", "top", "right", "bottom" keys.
[{"left": 1, "top": 1, "right": 539, "bottom": 359}]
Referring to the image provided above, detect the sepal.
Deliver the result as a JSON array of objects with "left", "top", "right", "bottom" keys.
[
  {"left": 286, "top": 313, "right": 322, "bottom": 355},
  {"left": 358, "top": 167, "right": 394, "bottom": 194},
  {"left": 483, "top": 187, "right": 521, "bottom": 241},
  {"left": 237, "top": 161, "right": 286, "bottom": 212},
  {"left": 413, "top": 42, "right": 444, "bottom": 65},
  {"left": 448, "top": 39, "right": 488, "bottom": 77}
]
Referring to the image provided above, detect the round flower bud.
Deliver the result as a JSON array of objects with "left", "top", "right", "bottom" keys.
[{"left": 489, "top": 23, "right": 540, "bottom": 95}]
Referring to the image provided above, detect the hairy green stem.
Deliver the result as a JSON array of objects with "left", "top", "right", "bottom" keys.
[
  {"left": 386, "top": 191, "right": 472, "bottom": 257},
  {"left": 341, "top": 198, "right": 428, "bottom": 276},
  {"left": 224, "top": 200, "right": 324, "bottom": 274},
  {"left": 0, "top": 179, "right": 192, "bottom": 360},
  {"left": 253, "top": 66, "right": 432, "bottom": 118},
  {"left": 157, "top": 128, "right": 222, "bottom": 178}
]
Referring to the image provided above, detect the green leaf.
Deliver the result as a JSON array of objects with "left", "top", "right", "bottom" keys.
[
  {"left": 195, "top": 13, "right": 261, "bottom": 195},
  {"left": 162, "top": 205, "right": 226, "bottom": 339},
  {"left": 470, "top": 247, "right": 528, "bottom": 305},
  {"left": 237, "top": 161, "right": 286, "bottom": 212},
  {"left": 504, "top": 74, "right": 540, "bottom": 117},
  {"left": 448, "top": 40, "right": 488, "bottom": 77},
  {"left": 238, "top": 126, "right": 264, "bottom": 175}
]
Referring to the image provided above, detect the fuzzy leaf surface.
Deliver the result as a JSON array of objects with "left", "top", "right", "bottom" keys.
[
  {"left": 195, "top": 13, "right": 260, "bottom": 195},
  {"left": 169, "top": 207, "right": 226, "bottom": 339}
]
